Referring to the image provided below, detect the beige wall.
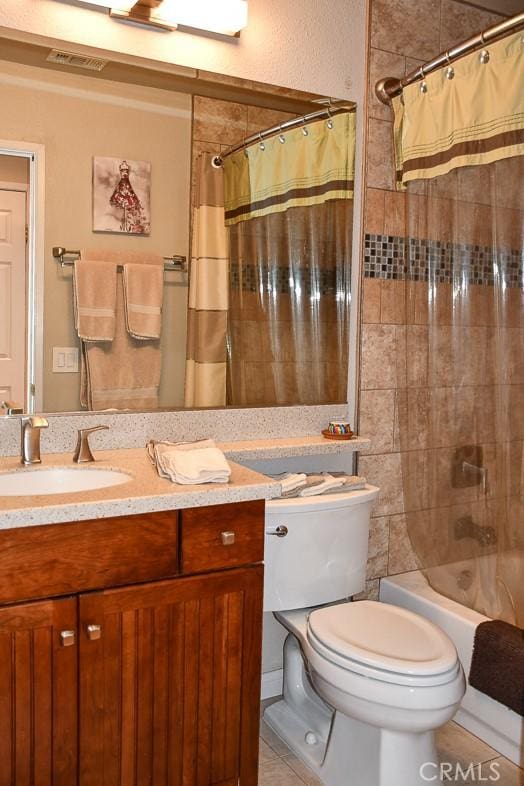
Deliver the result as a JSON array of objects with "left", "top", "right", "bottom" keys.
[
  {"left": 0, "top": 60, "right": 191, "bottom": 411},
  {"left": 356, "top": 0, "right": 516, "bottom": 600}
]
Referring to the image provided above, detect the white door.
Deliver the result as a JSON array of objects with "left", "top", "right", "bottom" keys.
[{"left": 0, "top": 189, "right": 26, "bottom": 408}]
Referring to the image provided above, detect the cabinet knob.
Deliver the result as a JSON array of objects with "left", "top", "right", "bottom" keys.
[
  {"left": 60, "top": 630, "right": 76, "bottom": 647},
  {"left": 221, "top": 531, "right": 235, "bottom": 546},
  {"left": 86, "top": 624, "right": 102, "bottom": 640}
]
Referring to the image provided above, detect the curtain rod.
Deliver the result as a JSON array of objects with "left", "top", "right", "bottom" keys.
[
  {"left": 375, "top": 11, "right": 524, "bottom": 105},
  {"left": 52, "top": 246, "right": 187, "bottom": 272},
  {"left": 212, "top": 102, "right": 355, "bottom": 166}
]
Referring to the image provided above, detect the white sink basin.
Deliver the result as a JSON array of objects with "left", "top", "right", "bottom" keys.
[{"left": 0, "top": 467, "right": 133, "bottom": 496}]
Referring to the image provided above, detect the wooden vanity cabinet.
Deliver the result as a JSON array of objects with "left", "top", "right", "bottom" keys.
[{"left": 0, "top": 500, "right": 264, "bottom": 786}]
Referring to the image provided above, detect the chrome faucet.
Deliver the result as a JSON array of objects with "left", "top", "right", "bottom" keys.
[
  {"left": 20, "top": 416, "right": 49, "bottom": 465},
  {"left": 73, "top": 425, "right": 109, "bottom": 463}
]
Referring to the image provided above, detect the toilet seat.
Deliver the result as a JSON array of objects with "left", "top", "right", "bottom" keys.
[{"left": 307, "top": 601, "right": 459, "bottom": 687}]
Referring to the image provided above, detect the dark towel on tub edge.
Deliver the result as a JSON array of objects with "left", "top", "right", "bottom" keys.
[{"left": 469, "top": 620, "right": 524, "bottom": 717}]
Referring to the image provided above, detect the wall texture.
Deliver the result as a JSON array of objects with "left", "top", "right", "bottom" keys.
[
  {"left": 0, "top": 0, "right": 365, "bottom": 102},
  {"left": 0, "top": 60, "right": 191, "bottom": 411},
  {"left": 356, "top": 0, "right": 511, "bottom": 599}
]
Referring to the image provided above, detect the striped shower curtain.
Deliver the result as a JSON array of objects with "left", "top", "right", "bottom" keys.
[{"left": 184, "top": 153, "right": 229, "bottom": 407}]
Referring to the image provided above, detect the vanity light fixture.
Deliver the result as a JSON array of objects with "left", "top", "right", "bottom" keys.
[{"left": 74, "top": 0, "right": 248, "bottom": 36}]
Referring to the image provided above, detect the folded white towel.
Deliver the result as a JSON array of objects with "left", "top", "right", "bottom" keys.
[
  {"left": 271, "top": 472, "right": 307, "bottom": 494},
  {"left": 147, "top": 439, "right": 231, "bottom": 485},
  {"left": 299, "top": 474, "right": 345, "bottom": 497}
]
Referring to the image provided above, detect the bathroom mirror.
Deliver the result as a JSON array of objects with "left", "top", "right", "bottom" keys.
[{"left": 0, "top": 35, "right": 356, "bottom": 415}]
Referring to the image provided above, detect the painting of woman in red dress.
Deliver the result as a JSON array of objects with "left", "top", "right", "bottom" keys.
[{"left": 93, "top": 157, "right": 151, "bottom": 235}]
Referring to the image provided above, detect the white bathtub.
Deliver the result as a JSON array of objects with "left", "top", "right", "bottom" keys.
[{"left": 380, "top": 568, "right": 523, "bottom": 767}]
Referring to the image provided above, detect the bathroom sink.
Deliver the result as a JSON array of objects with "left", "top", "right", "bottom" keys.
[{"left": 0, "top": 467, "right": 133, "bottom": 496}]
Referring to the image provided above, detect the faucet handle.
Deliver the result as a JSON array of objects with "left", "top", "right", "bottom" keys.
[
  {"left": 1, "top": 400, "right": 23, "bottom": 415},
  {"left": 73, "top": 425, "right": 109, "bottom": 464}
]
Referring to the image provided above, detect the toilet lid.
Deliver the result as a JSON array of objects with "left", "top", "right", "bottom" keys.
[{"left": 307, "top": 601, "right": 458, "bottom": 678}]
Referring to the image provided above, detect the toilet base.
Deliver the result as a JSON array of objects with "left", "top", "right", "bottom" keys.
[{"left": 263, "top": 632, "right": 444, "bottom": 786}]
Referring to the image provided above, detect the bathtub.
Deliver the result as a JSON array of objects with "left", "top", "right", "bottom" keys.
[{"left": 380, "top": 561, "right": 523, "bottom": 767}]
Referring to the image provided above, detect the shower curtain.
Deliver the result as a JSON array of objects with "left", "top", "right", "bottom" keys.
[
  {"left": 184, "top": 153, "right": 229, "bottom": 407},
  {"left": 392, "top": 31, "right": 523, "bottom": 626},
  {"left": 223, "top": 112, "right": 355, "bottom": 405}
]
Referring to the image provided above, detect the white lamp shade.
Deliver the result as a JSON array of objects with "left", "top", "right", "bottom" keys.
[
  {"left": 159, "top": 0, "right": 248, "bottom": 35},
  {"left": 76, "top": 0, "right": 138, "bottom": 11}
]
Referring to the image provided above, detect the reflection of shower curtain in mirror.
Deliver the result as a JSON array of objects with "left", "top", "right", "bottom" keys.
[
  {"left": 224, "top": 113, "right": 355, "bottom": 405},
  {"left": 390, "top": 31, "right": 524, "bottom": 626},
  {"left": 185, "top": 153, "right": 229, "bottom": 408}
]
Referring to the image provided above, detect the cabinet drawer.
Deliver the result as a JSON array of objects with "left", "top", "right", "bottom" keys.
[
  {"left": 0, "top": 512, "right": 178, "bottom": 604},
  {"left": 180, "top": 500, "right": 264, "bottom": 574}
]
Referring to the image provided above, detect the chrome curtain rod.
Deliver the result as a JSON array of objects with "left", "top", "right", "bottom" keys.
[
  {"left": 212, "top": 102, "right": 355, "bottom": 166},
  {"left": 52, "top": 246, "right": 187, "bottom": 272},
  {"left": 375, "top": 11, "right": 524, "bottom": 104}
]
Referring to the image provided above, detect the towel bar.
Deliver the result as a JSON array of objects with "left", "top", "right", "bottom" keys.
[{"left": 52, "top": 246, "right": 187, "bottom": 272}]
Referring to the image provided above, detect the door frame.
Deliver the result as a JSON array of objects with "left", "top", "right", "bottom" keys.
[{"left": 0, "top": 141, "right": 45, "bottom": 413}]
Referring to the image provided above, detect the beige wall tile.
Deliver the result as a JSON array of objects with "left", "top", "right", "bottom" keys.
[
  {"left": 368, "top": 48, "right": 404, "bottom": 122},
  {"left": 384, "top": 191, "right": 406, "bottom": 237},
  {"left": 362, "top": 278, "right": 382, "bottom": 324},
  {"left": 401, "top": 450, "right": 432, "bottom": 512},
  {"left": 353, "top": 579, "right": 380, "bottom": 601},
  {"left": 439, "top": 0, "right": 503, "bottom": 53},
  {"left": 380, "top": 280, "right": 406, "bottom": 324},
  {"left": 406, "top": 325, "right": 428, "bottom": 387},
  {"left": 364, "top": 187, "right": 385, "bottom": 235},
  {"left": 361, "top": 324, "right": 407, "bottom": 390},
  {"left": 193, "top": 95, "right": 248, "bottom": 146},
  {"left": 371, "top": 0, "right": 441, "bottom": 60},
  {"left": 359, "top": 388, "right": 396, "bottom": 454},
  {"left": 246, "top": 106, "right": 296, "bottom": 138},
  {"left": 367, "top": 118, "right": 395, "bottom": 191},
  {"left": 367, "top": 516, "right": 390, "bottom": 579},
  {"left": 359, "top": 452, "right": 404, "bottom": 516},
  {"left": 406, "top": 281, "right": 429, "bottom": 325},
  {"left": 388, "top": 513, "right": 421, "bottom": 574}
]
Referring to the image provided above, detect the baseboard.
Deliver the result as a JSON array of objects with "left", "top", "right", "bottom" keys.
[{"left": 261, "top": 669, "right": 283, "bottom": 700}]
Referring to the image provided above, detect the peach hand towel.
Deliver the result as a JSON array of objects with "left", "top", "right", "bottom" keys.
[
  {"left": 79, "top": 249, "right": 163, "bottom": 411},
  {"left": 123, "top": 262, "right": 164, "bottom": 339},
  {"left": 73, "top": 259, "right": 117, "bottom": 341}
]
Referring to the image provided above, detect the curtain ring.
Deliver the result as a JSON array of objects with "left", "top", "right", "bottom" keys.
[
  {"left": 258, "top": 132, "right": 265, "bottom": 151},
  {"left": 278, "top": 124, "right": 286, "bottom": 144},
  {"left": 326, "top": 107, "right": 334, "bottom": 129},
  {"left": 445, "top": 50, "right": 451, "bottom": 65},
  {"left": 302, "top": 118, "right": 309, "bottom": 136}
]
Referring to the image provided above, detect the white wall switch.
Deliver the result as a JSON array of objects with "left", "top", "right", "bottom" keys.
[{"left": 52, "top": 347, "right": 79, "bottom": 373}]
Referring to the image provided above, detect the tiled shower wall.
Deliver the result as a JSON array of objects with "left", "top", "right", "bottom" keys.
[{"left": 356, "top": 0, "right": 522, "bottom": 598}]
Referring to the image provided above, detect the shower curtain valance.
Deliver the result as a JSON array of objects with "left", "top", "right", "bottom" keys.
[
  {"left": 392, "top": 31, "right": 524, "bottom": 188},
  {"left": 223, "top": 111, "right": 355, "bottom": 226}
]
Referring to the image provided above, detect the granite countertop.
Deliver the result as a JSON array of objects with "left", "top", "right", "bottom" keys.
[
  {"left": 0, "top": 448, "right": 281, "bottom": 530},
  {"left": 220, "top": 434, "right": 370, "bottom": 460}
]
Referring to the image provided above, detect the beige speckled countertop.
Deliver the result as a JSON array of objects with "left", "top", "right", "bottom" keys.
[
  {"left": 0, "top": 449, "right": 281, "bottom": 530},
  {"left": 220, "top": 434, "right": 369, "bottom": 460}
]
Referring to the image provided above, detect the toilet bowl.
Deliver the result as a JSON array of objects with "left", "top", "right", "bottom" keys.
[{"left": 263, "top": 488, "right": 466, "bottom": 786}]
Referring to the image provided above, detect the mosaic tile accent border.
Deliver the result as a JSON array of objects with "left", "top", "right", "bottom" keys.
[
  {"left": 230, "top": 262, "right": 350, "bottom": 297},
  {"left": 364, "top": 234, "right": 523, "bottom": 287}
]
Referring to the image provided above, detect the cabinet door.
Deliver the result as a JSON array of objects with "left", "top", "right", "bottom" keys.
[
  {"left": 79, "top": 566, "right": 263, "bottom": 786},
  {"left": 0, "top": 597, "right": 78, "bottom": 786}
]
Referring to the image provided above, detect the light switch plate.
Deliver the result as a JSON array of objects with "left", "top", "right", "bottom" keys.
[{"left": 52, "top": 347, "right": 79, "bottom": 373}]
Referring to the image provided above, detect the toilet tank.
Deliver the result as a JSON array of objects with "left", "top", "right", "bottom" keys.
[{"left": 264, "top": 485, "right": 379, "bottom": 612}]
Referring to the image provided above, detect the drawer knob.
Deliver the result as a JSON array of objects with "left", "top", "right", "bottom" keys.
[
  {"left": 221, "top": 531, "right": 235, "bottom": 546},
  {"left": 86, "top": 624, "right": 102, "bottom": 641},
  {"left": 60, "top": 630, "right": 76, "bottom": 647}
]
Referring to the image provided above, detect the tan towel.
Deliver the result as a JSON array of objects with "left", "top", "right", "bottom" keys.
[
  {"left": 123, "top": 263, "right": 164, "bottom": 339},
  {"left": 73, "top": 259, "right": 117, "bottom": 340},
  {"left": 79, "top": 249, "right": 163, "bottom": 411}
]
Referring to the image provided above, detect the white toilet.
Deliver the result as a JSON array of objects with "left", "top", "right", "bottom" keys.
[{"left": 263, "top": 486, "right": 465, "bottom": 786}]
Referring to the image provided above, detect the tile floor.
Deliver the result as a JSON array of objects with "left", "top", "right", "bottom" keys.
[{"left": 259, "top": 699, "right": 523, "bottom": 785}]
